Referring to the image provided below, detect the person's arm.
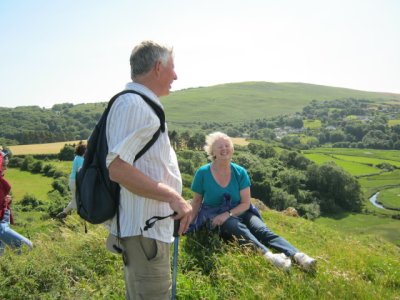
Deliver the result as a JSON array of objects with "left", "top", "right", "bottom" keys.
[
  {"left": 108, "top": 156, "right": 192, "bottom": 234},
  {"left": 211, "top": 187, "right": 251, "bottom": 227},
  {"left": 189, "top": 192, "right": 203, "bottom": 224}
]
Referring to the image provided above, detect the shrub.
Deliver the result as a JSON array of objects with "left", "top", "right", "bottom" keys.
[
  {"left": 20, "top": 155, "right": 35, "bottom": 171},
  {"left": 269, "top": 187, "right": 297, "bottom": 211},
  {"left": 296, "top": 202, "right": 320, "bottom": 220},
  {"left": 31, "top": 161, "right": 43, "bottom": 173},
  {"left": 43, "top": 164, "right": 56, "bottom": 177},
  {"left": 53, "top": 170, "right": 66, "bottom": 179},
  {"left": 58, "top": 144, "right": 75, "bottom": 161},
  {"left": 8, "top": 157, "right": 24, "bottom": 168},
  {"left": 17, "top": 194, "right": 45, "bottom": 212},
  {"left": 52, "top": 178, "right": 69, "bottom": 196},
  {"left": 47, "top": 190, "right": 69, "bottom": 217}
]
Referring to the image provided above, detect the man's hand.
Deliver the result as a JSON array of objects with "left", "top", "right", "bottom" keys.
[{"left": 170, "top": 199, "right": 192, "bottom": 235}]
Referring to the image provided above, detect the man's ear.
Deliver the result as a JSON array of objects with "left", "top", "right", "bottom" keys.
[{"left": 154, "top": 60, "right": 162, "bottom": 78}]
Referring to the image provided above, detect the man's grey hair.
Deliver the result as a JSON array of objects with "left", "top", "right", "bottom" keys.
[{"left": 130, "top": 41, "right": 173, "bottom": 80}]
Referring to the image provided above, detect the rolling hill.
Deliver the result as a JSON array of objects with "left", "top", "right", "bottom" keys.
[
  {"left": 163, "top": 81, "right": 400, "bottom": 124},
  {"left": 1, "top": 81, "right": 400, "bottom": 145}
]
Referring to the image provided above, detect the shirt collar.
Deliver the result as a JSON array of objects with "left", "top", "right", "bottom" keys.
[{"left": 124, "top": 82, "right": 163, "bottom": 107}]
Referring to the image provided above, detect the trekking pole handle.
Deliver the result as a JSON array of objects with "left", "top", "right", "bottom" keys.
[{"left": 173, "top": 219, "right": 180, "bottom": 238}]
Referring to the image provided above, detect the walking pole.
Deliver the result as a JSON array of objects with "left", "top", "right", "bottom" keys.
[{"left": 171, "top": 219, "right": 180, "bottom": 300}]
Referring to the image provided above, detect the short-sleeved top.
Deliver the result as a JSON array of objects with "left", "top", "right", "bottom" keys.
[
  {"left": 191, "top": 163, "right": 251, "bottom": 207},
  {"left": 69, "top": 155, "right": 84, "bottom": 180}
]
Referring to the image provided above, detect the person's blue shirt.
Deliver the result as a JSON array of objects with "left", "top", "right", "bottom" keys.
[
  {"left": 191, "top": 162, "right": 251, "bottom": 207},
  {"left": 69, "top": 155, "right": 84, "bottom": 180}
]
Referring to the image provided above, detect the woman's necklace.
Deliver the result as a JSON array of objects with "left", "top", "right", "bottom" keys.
[{"left": 211, "top": 162, "right": 231, "bottom": 187}]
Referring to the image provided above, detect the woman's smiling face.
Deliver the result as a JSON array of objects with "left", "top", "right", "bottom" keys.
[{"left": 212, "top": 138, "right": 234, "bottom": 161}]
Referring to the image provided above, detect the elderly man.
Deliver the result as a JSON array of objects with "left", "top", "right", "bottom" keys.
[{"left": 106, "top": 41, "right": 192, "bottom": 299}]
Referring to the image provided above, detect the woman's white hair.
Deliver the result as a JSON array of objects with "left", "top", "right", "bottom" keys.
[{"left": 204, "top": 131, "right": 234, "bottom": 161}]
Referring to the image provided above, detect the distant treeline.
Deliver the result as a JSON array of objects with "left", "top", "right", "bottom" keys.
[{"left": 0, "top": 103, "right": 106, "bottom": 145}]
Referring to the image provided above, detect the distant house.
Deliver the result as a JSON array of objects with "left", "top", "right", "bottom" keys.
[{"left": 325, "top": 125, "right": 336, "bottom": 130}]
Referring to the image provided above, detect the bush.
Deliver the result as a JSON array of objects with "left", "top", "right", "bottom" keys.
[
  {"left": 296, "top": 202, "right": 320, "bottom": 220},
  {"left": 58, "top": 144, "right": 75, "bottom": 161},
  {"left": 31, "top": 161, "right": 43, "bottom": 173},
  {"left": 8, "top": 157, "right": 24, "bottom": 168},
  {"left": 53, "top": 170, "right": 66, "bottom": 179},
  {"left": 376, "top": 162, "right": 396, "bottom": 171},
  {"left": 20, "top": 156, "right": 35, "bottom": 171},
  {"left": 17, "top": 194, "right": 45, "bottom": 212},
  {"left": 269, "top": 187, "right": 297, "bottom": 211},
  {"left": 52, "top": 178, "right": 69, "bottom": 196},
  {"left": 43, "top": 164, "right": 56, "bottom": 177},
  {"left": 47, "top": 190, "right": 69, "bottom": 218}
]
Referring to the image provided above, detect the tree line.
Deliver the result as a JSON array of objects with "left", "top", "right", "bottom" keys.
[{"left": 7, "top": 136, "right": 363, "bottom": 221}]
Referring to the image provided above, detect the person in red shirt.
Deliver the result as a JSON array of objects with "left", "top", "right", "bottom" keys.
[{"left": 0, "top": 150, "right": 33, "bottom": 255}]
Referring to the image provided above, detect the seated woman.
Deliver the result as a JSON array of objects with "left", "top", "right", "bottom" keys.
[
  {"left": 0, "top": 151, "right": 33, "bottom": 255},
  {"left": 188, "top": 132, "right": 316, "bottom": 271}
]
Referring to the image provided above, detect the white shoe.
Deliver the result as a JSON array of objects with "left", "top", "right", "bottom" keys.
[
  {"left": 264, "top": 252, "right": 291, "bottom": 271},
  {"left": 293, "top": 252, "right": 317, "bottom": 271}
]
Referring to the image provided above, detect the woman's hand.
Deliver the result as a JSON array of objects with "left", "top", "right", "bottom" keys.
[
  {"left": 211, "top": 211, "right": 230, "bottom": 227},
  {"left": 4, "top": 195, "right": 11, "bottom": 206}
]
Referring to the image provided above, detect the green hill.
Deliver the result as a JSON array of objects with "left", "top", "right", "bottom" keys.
[
  {"left": 1, "top": 81, "right": 400, "bottom": 145},
  {"left": 163, "top": 81, "right": 400, "bottom": 123}
]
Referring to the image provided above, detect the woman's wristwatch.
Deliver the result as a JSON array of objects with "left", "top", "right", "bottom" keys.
[{"left": 228, "top": 210, "right": 233, "bottom": 217}]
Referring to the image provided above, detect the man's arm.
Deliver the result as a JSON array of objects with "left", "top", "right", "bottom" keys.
[{"left": 108, "top": 156, "right": 192, "bottom": 234}]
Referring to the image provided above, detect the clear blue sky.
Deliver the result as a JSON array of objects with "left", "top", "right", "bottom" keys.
[{"left": 1, "top": 0, "right": 399, "bottom": 108}]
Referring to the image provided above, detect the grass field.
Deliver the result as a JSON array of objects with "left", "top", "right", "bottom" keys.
[
  {"left": 303, "top": 119, "right": 321, "bottom": 129},
  {"left": 304, "top": 147, "right": 400, "bottom": 162},
  {"left": 9, "top": 140, "right": 84, "bottom": 155},
  {"left": 6, "top": 168, "right": 54, "bottom": 202},
  {"left": 378, "top": 187, "right": 400, "bottom": 210},
  {"left": 303, "top": 153, "right": 381, "bottom": 176},
  {"left": 231, "top": 137, "right": 249, "bottom": 146},
  {"left": 333, "top": 154, "right": 400, "bottom": 167},
  {"left": 359, "top": 170, "right": 400, "bottom": 205},
  {"left": 388, "top": 119, "right": 400, "bottom": 126},
  {"left": 304, "top": 148, "right": 400, "bottom": 246},
  {"left": 315, "top": 213, "right": 400, "bottom": 246}
]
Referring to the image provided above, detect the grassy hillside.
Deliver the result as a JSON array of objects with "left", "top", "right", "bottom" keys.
[
  {"left": 1, "top": 167, "right": 399, "bottom": 299},
  {"left": 1, "top": 208, "right": 399, "bottom": 299},
  {"left": 163, "top": 82, "right": 400, "bottom": 124}
]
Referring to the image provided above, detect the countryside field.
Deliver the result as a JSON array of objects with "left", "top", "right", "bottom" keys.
[
  {"left": 9, "top": 140, "right": 84, "bottom": 155},
  {"left": 303, "top": 147, "right": 400, "bottom": 246}
]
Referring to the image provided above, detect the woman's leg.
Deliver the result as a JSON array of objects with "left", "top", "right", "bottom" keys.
[
  {"left": 241, "top": 211, "right": 298, "bottom": 257},
  {"left": 0, "top": 223, "right": 33, "bottom": 251},
  {"left": 220, "top": 215, "right": 270, "bottom": 253}
]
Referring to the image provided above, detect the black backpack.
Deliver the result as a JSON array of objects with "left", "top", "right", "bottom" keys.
[{"left": 75, "top": 90, "right": 165, "bottom": 227}]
